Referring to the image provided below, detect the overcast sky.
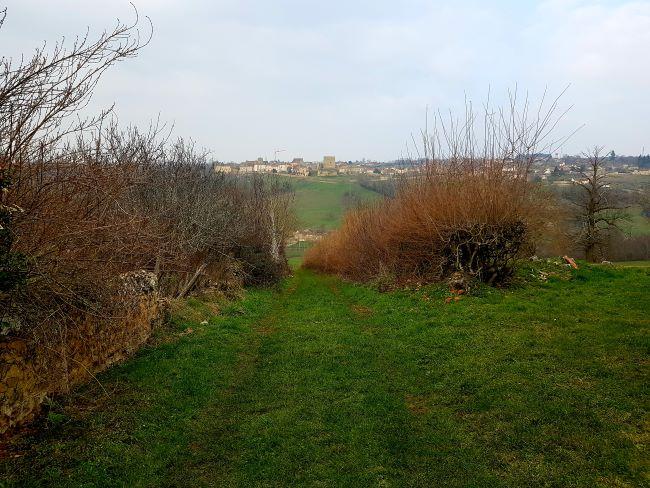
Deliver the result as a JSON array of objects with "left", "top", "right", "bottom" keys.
[{"left": 1, "top": 0, "right": 649, "bottom": 161}]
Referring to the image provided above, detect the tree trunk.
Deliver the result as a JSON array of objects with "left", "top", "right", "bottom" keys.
[
  {"left": 268, "top": 209, "right": 281, "bottom": 263},
  {"left": 585, "top": 244, "right": 596, "bottom": 263}
]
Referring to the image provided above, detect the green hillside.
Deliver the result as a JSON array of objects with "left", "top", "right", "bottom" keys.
[
  {"left": 291, "top": 176, "right": 381, "bottom": 230},
  {"left": 2, "top": 263, "right": 648, "bottom": 487}
]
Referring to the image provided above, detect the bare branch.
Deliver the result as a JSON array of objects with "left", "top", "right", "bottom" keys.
[{"left": 0, "top": 4, "right": 152, "bottom": 166}]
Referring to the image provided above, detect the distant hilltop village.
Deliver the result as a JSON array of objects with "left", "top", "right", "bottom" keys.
[
  {"left": 212, "top": 155, "right": 417, "bottom": 177},
  {"left": 212, "top": 153, "right": 650, "bottom": 179}
]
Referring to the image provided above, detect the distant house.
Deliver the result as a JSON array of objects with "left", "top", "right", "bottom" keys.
[
  {"left": 240, "top": 157, "right": 269, "bottom": 173},
  {"left": 346, "top": 166, "right": 365, "bottom": 174},
  {"left": 239, "top": 162, "right": 256, "bottom": 173},
  {"left": 271, "top": 163, "right": 288, "bottom": 173},
  {"left": 213, "top": 163, "right": 235, "bottom": 174},
  {"left": 237, "top": 157, "right": 294, "bottom": 174},
  {"left": 289, "top": 160, "right": 309, "bottom": 176}
]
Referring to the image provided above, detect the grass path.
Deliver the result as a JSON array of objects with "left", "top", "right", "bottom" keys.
[{"left": 1, "top": 265, "right": 649, "bottom": 486}]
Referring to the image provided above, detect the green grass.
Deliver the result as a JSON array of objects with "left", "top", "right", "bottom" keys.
[
  {"left": 290, "top": 176, "right": 380, "bottom": 230},
  {"left": 621, "top": 205, "right": 650, "bottom": 236},
  {"left": 614, "top": 260, "right": 650, "bottom": 268},
  {"left": 2, "top": 263, "right": 648, "bottom": 486}
]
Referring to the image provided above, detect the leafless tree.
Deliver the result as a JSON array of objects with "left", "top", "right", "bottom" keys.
[
  {"left": 1, "top": 4, "right": 298, "bottom": 333},
  {"left": 0, "top": 4, "right": 152, "bottom": 167},
  {"left": 233, "top": 174, "right": 295, "bottom": 285},
  {"left": 570, "top": 147, "right": 628, "bottom": 262}
]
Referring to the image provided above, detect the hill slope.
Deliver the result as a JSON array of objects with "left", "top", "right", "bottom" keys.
[
  {"left": 291, "top": 176, "right": 380, "bottom": 230},
  {"left": 1, "top": 264, "right": 648, "bottom": 486}
]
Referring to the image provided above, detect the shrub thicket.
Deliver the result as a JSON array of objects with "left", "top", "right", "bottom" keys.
[
  {"left": 304, "top": 162, "right": 560, "bottom": 285},
  {"left": 0, "top": 9, "right": 293, "bottom": 335},
  {"left": 304, "top": 93, "right": 567, "bottom": 285}
]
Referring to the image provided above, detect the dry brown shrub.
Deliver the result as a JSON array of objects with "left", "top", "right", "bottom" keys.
[
  {"left": 304, "top": 90, "right": 570, "bottom": 285},
  {"left": 3, "top": 133, "right": 295, "bottom": 333},
  {"left": 1, "top": 10, "right": 294, "bottom": 335}
]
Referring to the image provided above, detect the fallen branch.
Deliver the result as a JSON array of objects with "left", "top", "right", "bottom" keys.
[{"left": 177, "top": 262, "right": 207, "bottom": 299}]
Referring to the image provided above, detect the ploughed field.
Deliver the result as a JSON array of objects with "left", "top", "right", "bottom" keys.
[{"left": 1, "top": 263, "right": 648, "bottom": 487}]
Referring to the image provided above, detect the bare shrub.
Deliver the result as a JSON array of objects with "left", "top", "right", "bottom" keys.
[
  {"left": 0, "top": 5, "right": 152, "bottom": 166},
  {"left": 233, "top": 175, "right": 295, "bottom": 285},
  {"left": 2, "top": 124, "right": 294, "bottom": 333},
  {"left": 1, "top": 7, "right": 152, "bottom": 331},
  {"left": 0, "top": 10, "right": 294, "bottom": 336},
  {"left": 304, "top": 90, "right": 568, "bottom": 286},
  {"left": 4, "top": 150, "right": 150, "bottom": 330}
]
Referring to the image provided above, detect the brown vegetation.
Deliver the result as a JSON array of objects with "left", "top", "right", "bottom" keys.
[
  {"left": 0, "top": 7, "right": 293, "bottom": 431},
  {"left": 1, "top": 8, "right": 293, "bottom": 335},
  {"left": 602, "top": 232, "right": 650, "bottom": 262},
  {"left": 3, "top": 127, "right": 293, "bottom": 332},
  {"left": 304, "top": 91, "right": 568, "bottom": 285}
]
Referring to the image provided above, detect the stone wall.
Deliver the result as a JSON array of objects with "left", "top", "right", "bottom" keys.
[{"left": 0, "top": 292, "right": 160, "bottom": 434}]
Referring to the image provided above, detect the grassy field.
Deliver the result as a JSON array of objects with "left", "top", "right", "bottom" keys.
[
  {"left": 622, "top": 205, "right": 650, "bottom": 236},
  {"left": 2, "top": 262, "right": 648, "bottom": 487},
  {"left": 290, "top": 175, "right": 381, "bottom": 230}
]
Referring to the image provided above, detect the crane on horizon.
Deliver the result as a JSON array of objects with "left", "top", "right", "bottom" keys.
[{"left": 273, "top": 149, "right": 286, "bottom": 162}]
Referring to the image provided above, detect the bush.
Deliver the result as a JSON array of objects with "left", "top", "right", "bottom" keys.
[
  {"left": 304, "top": 166, "right": 558, "bottom": 285},
  {"left": 0, "top": 11, "right": 294, "bottom": 336},
  {"left": 1, "top": 134, "right": 294, "bottom": 334},
  {"left": 236, "top": 246, "right": 288, "bottom": 286},
  {"left": 304, "top": 92, "right": 567, "bottom": 286}
]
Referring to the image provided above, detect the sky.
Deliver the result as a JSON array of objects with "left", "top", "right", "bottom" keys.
[{"left": 1, "top": 0, "right": 649, "bottom": 162}]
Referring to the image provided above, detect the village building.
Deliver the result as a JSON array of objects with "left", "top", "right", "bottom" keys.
[
  {"left": 212, "top": 163, "right": 237, "bottom": 174},
  {"left": 319, "top": 155, "right": 338, "bottom": 176}
]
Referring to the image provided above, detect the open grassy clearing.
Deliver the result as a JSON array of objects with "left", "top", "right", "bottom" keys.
[
  {"left": 621, "top": 205, "right": 650, "bottom": 236},
  {"left": 1, "top": 262, "right": 648, "bottom": 487},
  {"left": 290, "top": 176, "right": 381, "bottom": 230}
]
